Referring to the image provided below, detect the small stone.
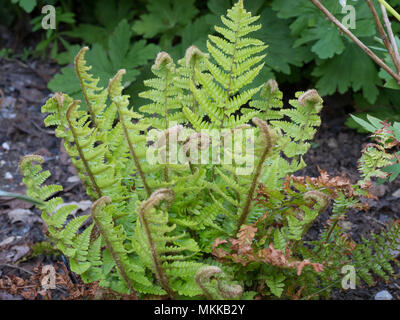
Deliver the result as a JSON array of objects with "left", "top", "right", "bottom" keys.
[
  {"left": 4, "top": 172, "right": 13, "bottom": 180},
  {"left": 0, "top": 96, "right": 17, "bottom": 119},
  {"left": 20, "top": 87, "right": 44, "bottom": 104},
  {"left": 340, "top": 131, "right": 349, "bottom": 140},
  {"left": 53, "top": 200, "right": 92, "bottom": 217},
  {"left": 327, "top": 138, "right": 338, "bottom": 149},
  {"left": 339, "top": 221, "right": 352, "bottom": 231},
  {"left": 379, "top": 214, "right": 389, "bottom": 223},
  {"left": 0, "top": 160, "right": 5, "bottom": 167},
  {"left": 369, "top": 183, "right": 387, "bottom": 198},
  {"left": 2, "top": 142, "right": 10, "bottom": 151},
  {"left": 375, "top": 290, "right": 393, "bottom": 300},
  {"left": 67, "top": 175, "right": 80, "bottom": 183},
  {"left": 391, "top": 189, "right": 400, "bottom": 198}
]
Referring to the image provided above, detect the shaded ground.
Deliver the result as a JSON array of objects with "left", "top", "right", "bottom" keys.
[
  {"left": 0, "top": 57, "right": 399, "bottom": 300},
  {"left": 299, "top": 97, "right": 400, "bottom": 299}
]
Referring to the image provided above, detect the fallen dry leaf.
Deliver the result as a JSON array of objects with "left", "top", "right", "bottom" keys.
[
  {"left": 54, "top": 200, "right": 92, "bottom": 218},
  {"left": 0, "top": 236, "right": 16, "bottom": 248},
  {"left": 8, "top": 209, "right": 42, "bottom": 224},
  {"left": 10, "top": 245, "right": 31, "bottom": 263}
]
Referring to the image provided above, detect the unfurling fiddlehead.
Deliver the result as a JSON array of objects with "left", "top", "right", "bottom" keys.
[
  {"left": 138, "top": 189, "right": 176, "bottom": 298},
  {"left": 195, "top": 266, "right": 242, "bottom": 300}
]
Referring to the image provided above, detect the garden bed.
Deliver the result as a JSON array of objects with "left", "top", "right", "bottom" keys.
[{"left": 0, "top": 57, "right": 399, "bottom": 300}]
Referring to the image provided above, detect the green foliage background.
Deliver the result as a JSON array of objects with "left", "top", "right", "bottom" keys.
[{"left": 3, "top": 0, "right": 400, "bottom": 125}]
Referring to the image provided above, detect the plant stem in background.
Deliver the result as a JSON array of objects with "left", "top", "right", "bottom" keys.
[
  {"left": 310, "top": 0, "right": 400, "bottom": 84},
  {"left": 91, "top": 197, "right": 138, "bottom": 299},
  {"left": 366, "top": 0, "right": 400, "bottom": 74},
  {"left": 378, "top": 0, "right": 400, "bottom": 22},
  {"left": 380, "top": 3, "right": 400, "bottom": 73}
]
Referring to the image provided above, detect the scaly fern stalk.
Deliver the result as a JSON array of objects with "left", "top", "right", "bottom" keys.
[
  {"left": 66, "top": 101, "right": 103, "bottom": 199},
  {"left": 236, "top": 118, "right": 274, "bottom": 233},
  {"left": 74, "top": 47, "right": 108, "bottom": 129},
  {"left": 137, "top": 189, "right": 176, "bottom": 298},
  {"left": 91, "top": 197, "right": 138, "bottom": 298},
  {"left": 108, "top": 69, "right": 151, "bottom": 197},
  {"left": 133, "top": 188, "right": 204, "bottom": 298}
]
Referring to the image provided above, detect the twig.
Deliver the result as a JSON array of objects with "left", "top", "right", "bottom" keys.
[
  {"left": 0, "top": 89, "right": 4, "bottom": 109},
  {"left": 365, "top": 215, "right": 388, "bottom": 228},
  {"left": 31, "top": 121, "right": 55, "bottom": 135},
  {"left": 0, "top": 264, "right": 35, "bottom": 275},
  {"left": 380, "top": 3, "right": 400, "bottom": 74},
  {"left": 366, "top": 0, "right": 400, "bottom": 74},
  {"left": 310, "top": 0, "right": 400, "bottom": 85}
]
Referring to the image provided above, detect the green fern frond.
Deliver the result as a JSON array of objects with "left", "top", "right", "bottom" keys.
[
  {"left": 189, "top": 0, "right": 267, "bottom": 129},
  {"left": 132, "top": 189, "right": 202, "bottom": 298},
  {"left": 74, "top": 47, "right": 108, "bottom": 128},
  {"left": 271, "top": 90, "right": 323, "bottom": 161}
]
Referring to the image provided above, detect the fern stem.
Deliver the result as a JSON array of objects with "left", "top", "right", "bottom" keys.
[
  {"left": 292, "top": 191, "right": 330, "bottom": 252},
  {"left": 236, "top": 118, "right": 272, "bottom": 234},
  {"left": 74, "top": 47, "right": 99, "bottom": 128},
  {"left": 123, "top": 126, "right": 152, "bottom": 197},
  {"left": 236, "top": 148, "right": 268, "bottom": 233},
  {"left": 163, "top": 67, "right": 171, "bottom": 183},
  {"left": 190, "top": 64, "right": 199, "bottom": 113},
  {"left": 325, "top": 218, "right": 340, "bottom": 243},
  {"left": 138, "top": 189, "right": 176, "bottom": 299},
  {"left": 113, "top": 98, "right": 151, "bottom": 197},
  {"left": 220, "top": 3, "right": 242, "bottom": 129},
  {"left": 91, "top": 197, "right": 138, "bottom": 299},
  {"left": 66, "top": 101, "right": 103, "bottom": 199},
  {"left": 164, "top": 140, "right": 170, "bottom": 183}
]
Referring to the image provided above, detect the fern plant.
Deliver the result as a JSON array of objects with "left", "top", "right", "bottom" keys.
[
  {"left": 351, "top": 114, "right": 400, "bottom": 183},
  {"left": 21, "top": 0, "right": 400, "bottom": 299}
]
